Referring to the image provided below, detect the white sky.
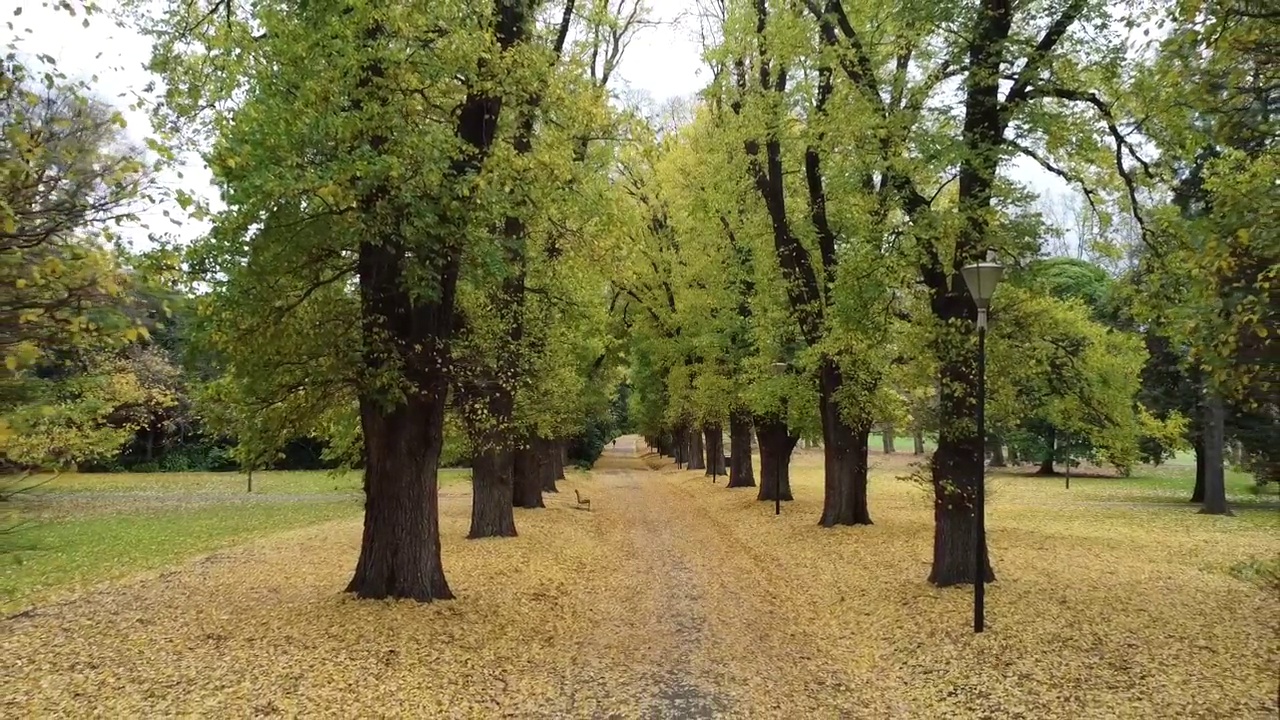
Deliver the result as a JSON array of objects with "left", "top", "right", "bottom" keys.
[{"left": 16, "top": 0, "right": 1065, "bottom": 250}]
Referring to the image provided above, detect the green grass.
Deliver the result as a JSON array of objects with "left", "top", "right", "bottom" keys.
[
  {"left": 1018, "top": 466, "right": 1275, "bottom": 505},
  {"left": 31, "top": 467, "right": 471, "bottom": 495},
  {"left": 0, "top": 467, "right": 472, "bottom": 613},
  {"left": 0, "top": 501, "right": 360, "bottom": 613}
]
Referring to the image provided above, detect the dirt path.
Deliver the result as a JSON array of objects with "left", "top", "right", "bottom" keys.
[{"left": 1, "top": 437, "right": 1276, "bottom": 718}]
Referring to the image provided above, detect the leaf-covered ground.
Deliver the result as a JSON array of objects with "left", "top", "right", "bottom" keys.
[{"left": 1, "top": 440, "right": 1276, "bottom": 718}]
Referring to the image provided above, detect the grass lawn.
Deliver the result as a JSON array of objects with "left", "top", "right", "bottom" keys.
[{"left": 0, "top": 468, "right": 471, "bottom": 613}]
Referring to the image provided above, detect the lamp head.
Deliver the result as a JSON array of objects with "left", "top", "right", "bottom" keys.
[
  {"left": 770, "top": 362, "right": 788, "bottom": 377},
  {"left": 960, "top": 259, "right": 1004, "bottom": 310}
]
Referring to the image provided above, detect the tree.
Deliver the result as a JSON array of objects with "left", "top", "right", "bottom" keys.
[
  {"left": 1, "top": 59, "right": 152, "bottom": 470},
  {"left": 143, "top": 0, "right": 543, "bottom": 600},
  {"left": 1129, "top": 0, "right": 1277, "bottom": 509}
]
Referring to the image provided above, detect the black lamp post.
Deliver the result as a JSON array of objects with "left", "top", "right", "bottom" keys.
[
  {"left": 960, "top": 253, "right": 1003, "bottom": 634},
  {"left": 770, "top": 361, "right": 789, "bottom": 516}
]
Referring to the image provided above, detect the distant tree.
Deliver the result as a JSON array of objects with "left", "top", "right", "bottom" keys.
[{"left": 1, "top": 59, "right": 152, "bottom": 470}]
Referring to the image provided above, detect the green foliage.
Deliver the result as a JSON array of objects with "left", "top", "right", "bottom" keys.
[{"left": 985, "top": 284, "right": 1185, "bottom": 474}]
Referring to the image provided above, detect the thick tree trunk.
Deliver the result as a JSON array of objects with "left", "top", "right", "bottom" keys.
[
  {"left": 1192, "top": 438, "right": 1206, "bottom": 502},
  {"left": 539, "top": 437, "right": 559, "bottom": 493},
  {"left": 913, "top": 428, "right": 925, "bottom": 455},
  {"left": 927, "top": 292, "right": 994, "bottom": 587},
  {"left": 1200, "top": 391, "right": 1231, "bottom": 515},
  {"left": 881, "top": 425, "right": 895, "bottom": 454},
  {"left": 512, "top": 439, "right": 545, "bottom": 509},
  {"left": 988, "top": 435, "right": 1006, "bottom": 467},
  {"left": 469, "top": 441, "right": 517, "bottom": 538},
  {"left": 347, "top": 395, "right": 453, "bottom": 600},
  {"left": 1037, "top": 427, "right": 1057, "bottom": 475},
  {"left": 558, "top": 441, "right": 568, "bottom": 478},
  {"left": 727, "top": 410, "right": 756, "bottom": 488},
  {"left": 347, "top": 0, "right": 530, "bottom": 597},
  {"left": 673, "top": 427, "right": 687, "bottom": 466},
  {"left": 756, "top": 416, "right": 797, "bottom": 502},
  {"left": 459, "top": 375, "right": 518, "bottom": 539},
  {"left": 703, "top": 424, "right": 726, "bottom": 476},
  {"left": 687, "top": 427, "right": 705, "bottom": 470},
  {"left": 818, "top": 361, "right": 872, "bottom": 526}
]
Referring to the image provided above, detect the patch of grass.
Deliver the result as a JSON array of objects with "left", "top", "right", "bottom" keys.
[
  {"left": 1006, "top": 467, "right": 1275, "bottom": 506},
  {"left": 0, "top": 500, "right": 362, "bottom": 613},
  {"left": 1228, "top": 556, "right": 1280, "bottom": 589},
  {"left": 31, "top": 468, "right": 472, "bottom": 495},
  {"left": 0, "top": 468, "right": 471, "bottom": 612}
]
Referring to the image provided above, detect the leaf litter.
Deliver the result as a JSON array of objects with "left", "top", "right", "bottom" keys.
[{"left": 1, "top": 451, "right": 1276, "bottom": 718}]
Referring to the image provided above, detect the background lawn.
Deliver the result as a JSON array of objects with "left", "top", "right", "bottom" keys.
[{"left": 0, "top": 468, "right": 471, "bottom": 613}]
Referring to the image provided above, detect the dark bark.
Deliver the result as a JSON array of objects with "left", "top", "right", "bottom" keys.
[
  {"left": 1037, "top": 427, "right": 1057, "bottom": 475},
  {"left": 913, "top": 428, "right": 925, "bottom": 455},
  {"left": 1191, "top": 437, "right": 1206, "bottom": 502},
  {"left": 539, "top": 437, "right": 559, "bottom": 493},
  {"left": 1199, "top": 390, "right": 1231, "bottom": 515},
  {"left": 818, "top": 361, "right": 872, "bottom": 526},
  {"left": 461, "top": 378, "right": 518, "bottom": 539},
  {"left": 673, "top": 427, "right": 687, "bottom": 466},
  {"left": 921, "top": 0, "right": 1014, "bottom": 585},
  {"left": 756, "top": 416, "right": 797, "bottom": 502},
  {"left": 347, "top": 394, "right": 453, "bottom": 600},
  {"left": 468, "top": 435, "right": 517, "bottom": 538},
  {"left": 881, "top": 425, "right": 895, "bottom": 453},
  {"left": 727, "top": 410, "right": 756, "bottom": 487},
  {"left": 703, "top": 424, "right": 726, "bottom": 476},
  {"left": 687, "top": 428, "right": 706, "bottom": 470},
  {"left": 557, "top": 441, "right": 567, "bottom": 479},
  {"left": 987, "top": 435, "right": 1006, "bottom": 467},
  {"left": 927, "top": 291, "right": 994, "bottom": 587},
  {"left": 512, "top": 439, "right": 545, "bottom": 509}
]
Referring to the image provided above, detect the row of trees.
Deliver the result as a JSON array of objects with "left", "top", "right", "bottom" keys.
[
  {"left": 6, "top": 0, "right": 1271, "bottom": 601},
  {"left": 615, "top": 0, "right": 1274, "bottom": 588}
]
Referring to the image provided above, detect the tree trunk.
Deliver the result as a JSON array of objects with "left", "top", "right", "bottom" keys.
[
  {"left": 346, "top": 394, "right": 453, "bottom": 600},
  {"left": 687, "top": 427, "right": 705, "bottom": 470},
  {"left": 703, "top": 424, "right": 726, "bottom": 476},
  {"left": 988, "top": 435, "right": 1006, "bottom": 467},
  {"left": 727, "top": 410, "right": 755, "bottom": 488},
  {"left": 1199, "top": 390, "right": 1231, "bottom": 515},
  {"left": 927, "top": 292, "right": 993, "bottom": 587},
  {"left": 1191, "top": 438, "right": 1206, "bottom": 502},
  {"left": 512, "top": 439, "right": 545, "bottom": 509},
  {"left": 913, "top": 428, "right": 925, "bottom": 455},
  {"left": 459, "top": 376, "right": 519, "bottom": 539},
  {"left": 881, "top": 425, "right": 895, "bottom": 454},
  {"left": 1037, "top": 427, "right": 1057, "bottom": 475},
  {"left": 818, "top": 360, "right": 872, "bottom": 526},
  {"left": 469, "top": 440, "right": 517, "bottom": 538},
  {"left": 539, "top": 437, "right": 559, "bottom": 493},
  {"left": 557, "top": 441, "right": 568, "bottom": 478},
  {"left": 673, "top": 427, "right": 687, "bottom": 466},
  {"left": 756, "top": 415, "right": 797, "bottom": 501}
]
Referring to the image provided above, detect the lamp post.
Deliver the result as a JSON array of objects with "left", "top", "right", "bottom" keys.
[
  {"left": 770, "top": 362, "right": 789, "bottom": 516},
  {"left": 960, "top": 253, "right": 1003, "bottom": 634}
]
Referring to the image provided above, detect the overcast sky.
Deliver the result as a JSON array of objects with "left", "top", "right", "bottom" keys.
[{"left": 18, "top": 0, "right": 1065, "bottom": 250}]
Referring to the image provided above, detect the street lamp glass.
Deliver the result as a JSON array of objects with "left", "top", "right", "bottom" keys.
[
  {"left": 960, "top": 261, "right": 1004, "bottom": 310},
  {"left": 770, "top": 362, "right": 788, "bottom": 377}
]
